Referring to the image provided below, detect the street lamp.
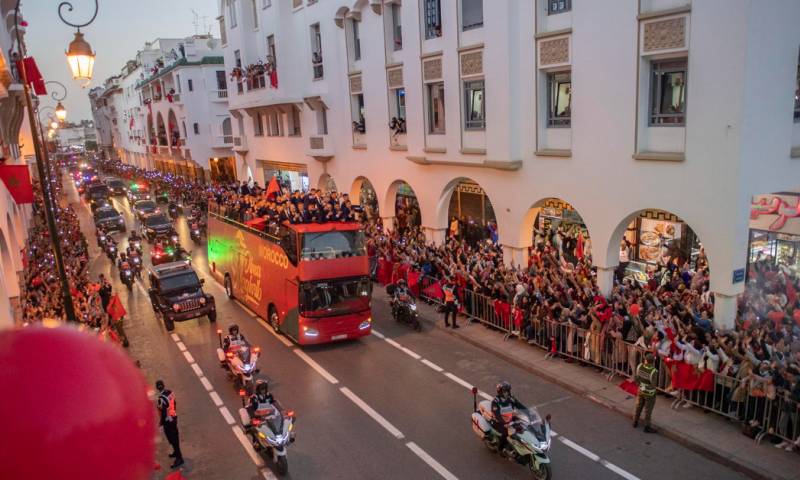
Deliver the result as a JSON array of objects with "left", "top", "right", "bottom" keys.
[
  {"left": 60, "top": 1, "right": 99, "bottom": 81},
  {"left": 50, "top": 120, "right": 59, "bottom": 130},
  {"left": 55, "top": 102, "right": 67, "bottom": 122}
]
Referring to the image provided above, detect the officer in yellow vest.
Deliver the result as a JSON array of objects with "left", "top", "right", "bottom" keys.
[
  {"left": 156, "top": 380, "right": 184, "bottom": 468},
  {"left": 633, "top": 353, "right": 658, "bottom": 433},
  {"left": 442, "top": 278, "right": 460, "bottom": 328}
]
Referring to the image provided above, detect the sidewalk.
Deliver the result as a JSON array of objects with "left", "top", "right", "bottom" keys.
[{"left": 394, "top": 291, "right": 800, "bottom": 480}]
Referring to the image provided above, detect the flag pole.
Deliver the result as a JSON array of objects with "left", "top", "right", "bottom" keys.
[{"left": 14, "top": 0, "right": 78, "bottom": 323}]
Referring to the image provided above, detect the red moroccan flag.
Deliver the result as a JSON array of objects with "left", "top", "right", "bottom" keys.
[
  {"left": 266, "top": 175, "right": 280, "bottom": 199},
  {"left": 0, "top": 165, "right": 34, "bottom": 203},
  {"left": 15, "top": 57, "right": 46, "bottom": 95},
  {"left": 106, "top": 294, "right": 127, "bottom": 322}
]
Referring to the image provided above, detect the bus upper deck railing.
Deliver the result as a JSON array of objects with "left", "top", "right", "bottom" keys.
[{"left": 208, "top": 205, "right": 282, "bottom": 243}]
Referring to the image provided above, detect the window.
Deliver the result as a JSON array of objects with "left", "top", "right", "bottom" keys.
[
  {"left": 193, "top": 123, "right": 199, "bottom": 135},
  {"left": 650, "top": 59, "right": 687, "bottom": 126},
  {"left": 253, "top": 113, "right": 264, "bottom": 136},
  {"left": 317, "top": 109, "right": 328, "bottom": 135},
  {"left": 290, "top": 107, "right": 301, "bottom": 136},
  {"left": 548, "top": 0, "right": 571, "bottom": 15},
  {"left": 181, "top": 121, "right": 187, "bottom": 138},
  {"left": 464, "top": 80, "right": 485, "bottom": 130},
  {"left": 216, "top": 71, "right": 227, "bottom": 90},
  {"left": 424, "top": 0, "right": 442, "bottom": 39},
  {"left": 391, "top": 4, "right": 402, "bottom": 50},
  {"left": 352, "top": 94, "right": 366, "bottom": 133},
  {"left": 228, "top": 0, "right": 238, "bottom": 28},
  {"left": 428, "top": 82, "right": 446, "bottom": 133},
  {"left": 547, "top": 71, "right": 571, "bottom": 127},
  {"left": 794, "top": 49, "right": 800, "bottom": 123},
  {"left": 351, "top": 20, "right": 361, "bottom": 61},
  {"left": 462, "top": 0, "right": 483, "bottom": 31},
  {"left": 311, "top": 24, "right": 323, "bottom": 79},
  {"left": 268, "top": 111, "right": 282, "bottom": 136},
  {"left": 267, "top": 35, "right": 277, "bottom": 68},
  {"left": 251, "top": 0, "right": 259, "bottom": 28},
  {"left": 175, "top": 74, "right": 182, "bottom": 93},
  {"left": 219, "top": 15, "right": 227, "bottom": 44},
  {"left": 262, "top": 0, "right": 271, "bottom": 7},
  {"left": 394, "top": 88, "right": 406, "bottom": 121},
  {"left": 234, "top": 50, "right": 242, "bottom": 68},
  {"left": 187, "top": 79, "right": 194, "bottom": 92}
]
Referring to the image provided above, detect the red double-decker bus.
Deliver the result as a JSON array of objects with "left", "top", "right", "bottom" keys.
[{"left": 207, "top": 212, "right": 372, "bottom": 345}]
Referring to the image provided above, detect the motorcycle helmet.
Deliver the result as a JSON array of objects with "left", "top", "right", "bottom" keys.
[
  {"left": 228, "top": 324, "right": 239, "bottom": 336},
  {"left": 397, "top": 279, "right": 407, "bottom": 288},
  {"left": 255, "top": 379, "right": 269, "bottom": 396},
  {"left": 155, "top": 380, "right": 165, "bottom": 392},
  {"left": 496, "top": 381, "right": 512, "bottom": 398}
]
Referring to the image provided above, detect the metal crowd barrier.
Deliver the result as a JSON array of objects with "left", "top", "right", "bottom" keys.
[{"left": 403, "top": 270, "right": 800, "bottom": 445}]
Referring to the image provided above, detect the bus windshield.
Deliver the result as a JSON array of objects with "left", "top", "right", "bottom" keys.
[
  {"left": 301, "top": 230, "right": 366, "bottom": 260},
  {"left": 299, "top": 277, "right": 371, "bottom": 317}
]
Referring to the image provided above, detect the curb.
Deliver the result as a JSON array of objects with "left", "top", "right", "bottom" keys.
[{"left": 406, "top": 299, "right": 778, "bottom": 480}]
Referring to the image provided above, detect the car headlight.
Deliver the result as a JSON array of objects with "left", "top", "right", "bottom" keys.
[
  {"left": 172, "top": 304, "right": 181, "bottom": 312},
  {"left": 302, "top": 326, "right": 319, "bottom": 337},
  {"left": 409, "top": 304, "right": 417, "bottom": 311},
  {"left": 199, "top": 297, "right": 207, "bottom": 305},
  {"left": 147, "top": 228, "right": 154, "bottom": 233},
  {"left": 118, "top": 218, "right": 125, "bottom": 223}
]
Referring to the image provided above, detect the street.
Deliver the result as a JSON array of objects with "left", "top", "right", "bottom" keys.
[{"left": 68, "top": 178, "right": 747, "bottom": 480}]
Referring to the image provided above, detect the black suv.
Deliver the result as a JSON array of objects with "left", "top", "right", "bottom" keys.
[
  {"left": 93, "top": 206, "right": 126, "bottom": 232},
  {"left": 105, "top": 178, "right": 127, "bottom": 196},
  {"left": 148, "top": 261, "right": 216, "bottom": 331},
  {"left": 86, "top": 184, "right": 111, "bottom": 211},
  {"left": 141, "top": 212, "right": 173, "bottom": 242}
]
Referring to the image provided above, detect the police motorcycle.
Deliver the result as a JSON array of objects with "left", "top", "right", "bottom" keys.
[
  {"left": 127, "top": 250, "right": 143, "bottom": 279},
  {"left": 168, "top": 201, "right": 182, "bottom": 220},
  {"left": 216, "top": 328, "right": 261, "bottom": 394},
  {"left": 127, "top": 235, "right": 143, "bottom": 256},
  {"left": 104, "top": 236, "right": 118, "bottom": 262},
  {"left": 118, "top": 256, "right": 134, "bottom": 291},
  {"left": 238, "top": 381, "right": 295, "bottom": 475},
  {"left": 386, "top": 282, "right": 421, "bottom": 331},
  {"left": 470, "top": 387, "right": 553, "bottom": 480},
  {"left": 189, "top": 218, "right": 203, "bottom": 244},
  {"left": 96, "top": 225, "right": 109, "bottom": 248}
]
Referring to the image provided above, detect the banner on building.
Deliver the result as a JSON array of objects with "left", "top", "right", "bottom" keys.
[{"left": 0, "top": 165, "right": 34, "bottom": 204}]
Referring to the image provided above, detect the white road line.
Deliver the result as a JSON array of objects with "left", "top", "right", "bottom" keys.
[
  {"left": 293, "top": 349, "right": 339, "bottom": 384},
  {"left": 478, "top": 392, "right": 493, "bottom": 401},
  {"left": 170, "top": 333, "right": 181, "bottom": 342},
  {"left": 191, "top": 363, "right": 204, "bottom": 377},
  {"left": 175, "top": 341, "right": 187, "bottom": 352},
  {"left": 534, "top": 395, "right": 572, "bottom": 409},
  {"left": 558, "top": 436, "right": 600, "bottom": 462},
  {"left": 385, "top": 338, "right": 403, "bottom": 349},
  {"left": 262, "top": 469, "right": 278, "bottom": 480},
  {"left": 406, "top": 442, "right": 459, "bottom": 480},
  {"left": 371, "top": 330, "right": 386, "bottom": 339},
  {"left": 400, "top": 346, "right": 422, "bottom": 360},
  {"left": 600, "top": 460, "right": 642, "bottom": 480},
  {"left": 219, "top": 406, "right": 236, "bottom": 425},
  {"left": 182, "top": 351, "right": 195, "bottom": 363},
  {"left": 200, "top": 377, "right": 214, "bottom": 392},
  {"left": 209, "top": 391, "right": 224, "bottom": 407},
  {"left": 444, "top": 372, "right": 474, "bottom": 391},
  {"left": 232, "top": 425, "right": 265, "bottom": 467},
  {"left": 339, "top": 387, "right": 405, "bottom": 440},
  {"left": 235, "top": 300, "right": 258, "bottom": 317},
  {"left": 420, "top": 359, "right": 444, "bottom": 372}
]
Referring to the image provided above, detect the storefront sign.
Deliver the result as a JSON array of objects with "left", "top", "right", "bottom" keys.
[
  {"left": 732, "top": 268, "right": 745, "bottom": 284},
  {"left": 750, "top": 194, "right": 800, "bottom": 233}
]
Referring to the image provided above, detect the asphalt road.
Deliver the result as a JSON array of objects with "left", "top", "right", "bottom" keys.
[{"left": 68, "top": 175, "right": 748, "bottom": 480}]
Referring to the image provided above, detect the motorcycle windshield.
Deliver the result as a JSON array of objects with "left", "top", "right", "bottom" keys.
[
  {"left": 265, "top": 415, "right": 284, "bottom": 435},
  {"left": 515, "top": 409, "right": 547, "bottom": 442}
]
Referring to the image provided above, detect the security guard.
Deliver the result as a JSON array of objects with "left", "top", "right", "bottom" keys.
[
  {"left": 633, "top": 353, "right": 658, "bottom": 433},
  {"left": 155, "top": 380, "right": 184, "bottom": 468},
  {"left": 442, "top": 278, "right": 460, "bottom": 329}
]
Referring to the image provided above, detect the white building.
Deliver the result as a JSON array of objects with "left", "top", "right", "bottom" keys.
[
  {"left": 55, "top": 120, "right": 96, "bottom": 152},
  {"left": 0, "top": 0, "right": 36, "bottom": 327},
  {"left": 219, "top": 0, "right": 800, "bottom": 329},
  {"left": 97, "top": 36, "right": 235, "bottom": 181},
  {"left": 89, "top": 84, "right": 117, "bottom": 159}
]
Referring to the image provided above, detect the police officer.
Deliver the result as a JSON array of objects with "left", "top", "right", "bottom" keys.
[
  {"left": 223, "top": 324, "right": 248, "bottom": 352},
  {"left": 491, "top": 381, "right": 526, "bottom": 456},
  {"left": 155, "top": 380, "right": 184, "bottom": 468},
  {"left": 633, "top": 353, "right": 658, "bottom": 433},
  {"left": 442, "top": 278, "right": 459, "bottom": 328}
]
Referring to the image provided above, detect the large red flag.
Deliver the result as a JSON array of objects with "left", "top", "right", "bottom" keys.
[
  {"left": 266, "top": 176, "right": 280, "bottom": 199},
  {"left": 106, "top": 294, "right": 127, "bottom": 322},
  {"left": 15, "top": 57, "right": 46, "bottom": 95},
  {"left": 0, "top": 165, "right": 34, "bottom": 203}
]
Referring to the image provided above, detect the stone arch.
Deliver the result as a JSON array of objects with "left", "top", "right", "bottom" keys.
[
  {"left": 0, "top": 228, "right": 16, "bottom": 297},
  {"left": 155, "top": 111, "right": 166, "bottom": 146},
  {"left": 5, "top": 212, "right": 21, "bottom": 271},
  {"left": 146, "top": 112, "right": 155, "bottom": 144},
  {"left": 318, "top": 173, "right": 338, "bottom": 193},
  {"left": 350, "top": 176, "right": 378, "bottom": 219},
  {"left": 385, "top": 179, "right": 421, "bottom": 231},
  {"left": 519, "top": 197, "right": 592, "bottom": 266},
  {"left": 221, "top": 117, "right": 233, "bottom": 138},
  {"left": 167, "top": 109, "right": 180, "bottom": 146},
  {"left": 334, "top": 6, "right": 351, "bottom": 28},
  {"left": 436, "top": 177, "right": 498, "bottom": 244}
]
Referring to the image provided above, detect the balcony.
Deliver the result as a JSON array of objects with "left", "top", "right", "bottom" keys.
[
  {"left": 209, "top": 90, "right": 228, "bottom": 102},
  {"left": 170, "top": 93, "right": 181, "bottom": 104},
  {"left": 232, "top": 136, "right": 248, "bottom": 153},
  {"left": 306, "top": 135, "right": 334, "bottom": 160},
  {"left": 213, "top": 135, "right": 234, "bottom": 148},
  {"left": 158, "top": 145, "right": 171, "bottom": 155}
]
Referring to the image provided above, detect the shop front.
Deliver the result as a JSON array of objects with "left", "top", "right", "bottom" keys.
[
  {"left": 260, "top": 160, "right": 309, "bottom": 193},
  {"left": 532, "top": 199, "right": 589, "bottom": 265},
  {"left": 747, "top": 193, "right": 800, "bottom": 276},
  {"left": 210, "top": 157, "right": 236, "bottom": 183}
]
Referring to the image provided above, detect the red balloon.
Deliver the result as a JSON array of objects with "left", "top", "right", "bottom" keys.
[{"left": 0, "top": 327, "right": 155, "bottom": 480}]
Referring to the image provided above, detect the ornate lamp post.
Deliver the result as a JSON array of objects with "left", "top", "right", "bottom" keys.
[{"left": 61, "top": 1, "right": 99, "bottom": 81}]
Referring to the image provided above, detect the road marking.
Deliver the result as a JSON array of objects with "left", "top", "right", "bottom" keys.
[
  {"left": 234, "top": 300, "right": 258, "bottom": 317},
  {"left": 385, "top": 338, "right": 403, "bottom": 349},
  {"left": 444, "top": 372, "right": 474, "bottom": 390},
  {"left": 209, "top": 391, "right": 224, "bottom": 407},
  {"left": 293, "top": 349, "right": 339, "bottom": 384},
  {"left": 406, "top": 442, "right": 459, "bottom": 480},
  {"left": 219, "top": 406, "right": 236, "bottom": 425},
  {"left": 182, "top": 351, "right": 195, "bottom": 363},
  {"left": 175, "top": 341, "right": 187, "bottom": 352},
  {"left": 232, "top": 425, "right": 265, "bottom": 467},
  {"left": 478, "top": 391, "right": 493, "bottom": 401},
  {"left": 371, "top": 330, "right": 386, "bottom": 339},
  {"left": 191, "top": 363, "right": 204, "bottom": 377},
  {"left": 421, "top": 358, "right": 444, "bottom": 372},
  {"left": 535, "top": 395, "right": 572, "bottom": 409},
  {"left": 384, "top": 337, "right": 422, "bottom": 359},
  {"left": 339, "top": 387, "right": 405, "bottom": 440},
  {"left": 258, "top": 321, "right": 294, "bottom": 348},
  {"left": 600, "top": 460, "right": 641, "bottom": 480},
  {"left": 262, "top": 470, "right": 278, "bottom": 480},
  {"left": 170, "top": 333, "right": 181, "bottom": 342},
  {"left": 558, "top": 436, "right": 600, "bottom": 462},
  {"left": 200, "top": 377, "right": 214, "bottom": 392}
]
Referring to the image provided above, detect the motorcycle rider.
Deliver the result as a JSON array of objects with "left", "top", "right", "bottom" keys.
[
  {"left": 247, "top": 380, "right": 275, "bottom": 418},
  {"left": 223, "top": 324, "right": 249, "bottom": 352},
  {"left": 491, "top": 381, "right": 526, "bottom": 456},
  {"left": 391, "top": 279, "right": 411, "bottom": 316},
  {"left": 117, "top": 253, "right": 131, "bottom": 273}
]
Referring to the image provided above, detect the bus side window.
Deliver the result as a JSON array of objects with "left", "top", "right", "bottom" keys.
[{"left": 281, "top": 231, "right": 298, "bottom": 265}]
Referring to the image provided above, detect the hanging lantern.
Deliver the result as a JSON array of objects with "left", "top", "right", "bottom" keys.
[
  {"left": 65, "top": 31, "right": 96, "bottom": 81},
  {"left": 55, "top": 102, "right": 67, "bottom": 122}
]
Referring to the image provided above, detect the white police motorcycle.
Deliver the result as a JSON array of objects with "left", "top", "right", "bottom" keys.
[{"left": 238, "top": 398, "right": 295, "bottom": 475}]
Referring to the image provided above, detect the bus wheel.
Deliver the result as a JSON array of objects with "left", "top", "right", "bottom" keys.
[
  {"left": 269, "top": 307, "right": 279, "bottom": 332},
  {"left": 224, "top": 275, "right": 233, "bottom": 299}
]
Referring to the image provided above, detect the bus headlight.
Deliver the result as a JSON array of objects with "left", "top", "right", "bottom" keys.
[
  {"left": 358, "top": 318, "right": 372, "bottom": 330},
  {"left": 302, "top": 326, "right": 319, "bottom": 337}
]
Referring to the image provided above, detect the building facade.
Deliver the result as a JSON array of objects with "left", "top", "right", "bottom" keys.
[
  {"left": 55, "top": 120, "right": 96, "bottom": 152},
  {"left": 217, "top": 0, "right": 800, "bottom": 328},
  {"left": 95, "top": 36, "right": 235, "bottom": 181}
]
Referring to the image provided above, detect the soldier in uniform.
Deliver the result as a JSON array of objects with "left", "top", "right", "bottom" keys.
[{"left": 633, "top": 352, "right": 658, "bottom": 433}]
